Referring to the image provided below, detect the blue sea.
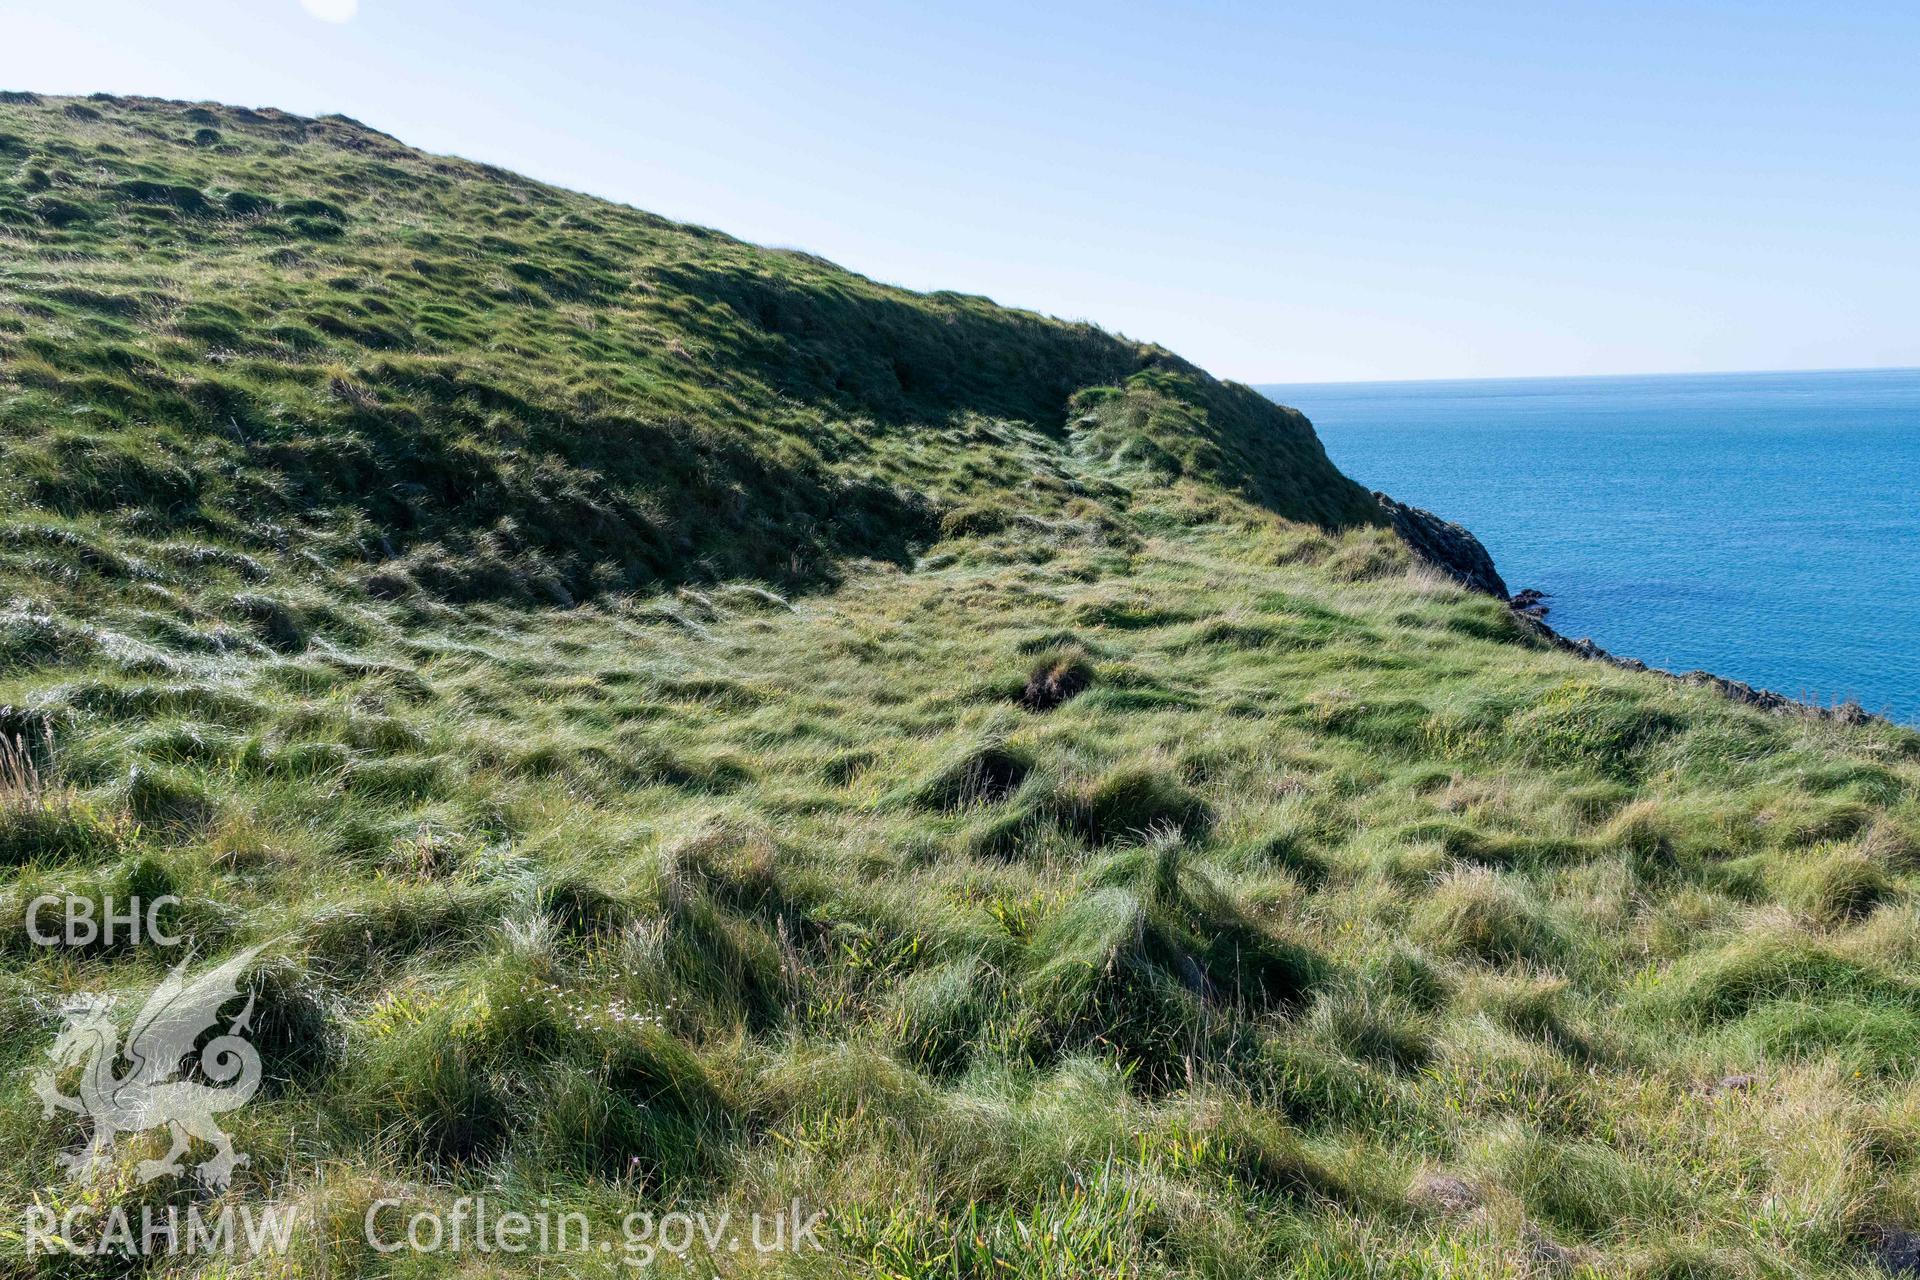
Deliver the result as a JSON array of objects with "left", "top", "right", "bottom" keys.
[{"left": 1260, "top": 369, "right": 1920, "bottom": 725}]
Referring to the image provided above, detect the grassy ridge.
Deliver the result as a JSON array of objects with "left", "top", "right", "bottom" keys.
[
  {"left": 2, "top": 93, "right": 1919, "bottom": 1279},
  {"left": 0, "top": 91, "right": 1373, "bottom": 604}
]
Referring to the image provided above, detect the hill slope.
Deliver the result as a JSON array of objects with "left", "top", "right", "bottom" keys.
[
  {"left": 3, "top": 93, "right": 1920, "bottom": 1280},
  {"left": 0, "top": 91, "right": 1374, "bottom": 605}
]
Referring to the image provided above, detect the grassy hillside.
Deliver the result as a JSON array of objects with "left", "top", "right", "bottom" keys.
[
  {"left": 2, "top": 92, "right": 1919, "bottom": 1279},
  {"left": 0, "top": 91, "right": 1373, "bottom": 606}
]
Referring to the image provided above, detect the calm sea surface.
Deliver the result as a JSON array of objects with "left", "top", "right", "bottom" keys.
[{"left": 1260, "top": 369, "right": 1920, "bottom": 724}]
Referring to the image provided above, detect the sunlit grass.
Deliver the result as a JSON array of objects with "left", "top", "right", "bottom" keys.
[{"left": 0, "top": 91, "right": 1917, "bottom": 1278}]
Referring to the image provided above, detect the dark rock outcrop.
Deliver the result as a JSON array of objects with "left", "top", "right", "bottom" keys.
[
  {"left": 1510, "top": 588, "right": 1549, "bottom": 618},
  {"left": 1375, "top": 492, "right": 1509, "bottom": 599}
]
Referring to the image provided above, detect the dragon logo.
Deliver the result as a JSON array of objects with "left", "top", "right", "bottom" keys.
[{"left": 33, "top": 945, "right": 267, "bottom": 1189}]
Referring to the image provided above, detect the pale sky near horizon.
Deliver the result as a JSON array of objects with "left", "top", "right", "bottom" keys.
[{"left": 3, "top": 1, "right": 1916, "bottom": 383}]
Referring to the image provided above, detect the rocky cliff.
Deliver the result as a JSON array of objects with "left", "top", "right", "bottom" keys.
[{"left": 1375, "top": 492, "right": 1510, "bottom": 599}]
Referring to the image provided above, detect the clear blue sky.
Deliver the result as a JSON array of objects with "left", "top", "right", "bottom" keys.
[{"left": 5, "top": 1, "right": 1916, "bottom": 382}]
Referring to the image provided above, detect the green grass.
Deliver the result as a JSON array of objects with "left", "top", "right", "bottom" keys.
[{"left": 2, "top": 91, "right": 1920, "bottom": 1278}]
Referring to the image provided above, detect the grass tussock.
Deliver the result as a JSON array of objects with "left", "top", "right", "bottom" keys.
[
  {"left": 1412, "top": 866, "right": 1564, "bottom": 965},
  {"left": 1020, "top": 646, "right": 1095, "bottom": 712},
  {"left": 0, "top": 722, "right": 127, "bottom": 865}
]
